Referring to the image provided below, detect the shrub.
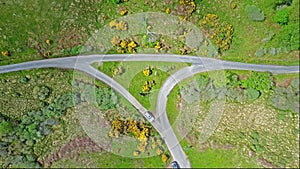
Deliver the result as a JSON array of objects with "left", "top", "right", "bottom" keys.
[
  {"left": 269, "top": 91, "right": 289, "bottom": 111},
  {"left": 61, "top": 45, "right": 83, "bottom": 56},
  {"left": 225, "top": 72, "right": 240, "bottom": 87},
  {"left": 275, "top": 0, "right": 293, "bottom": 8},
  {"left": 96, "top": 88, "right": 118, "bottom": 110},
  {"left": 200, "top": 14, "right": 234, "bottom": 52},
  {"left": 269, "top": 47, "right": 277, "bottom": 56},
  {"left": 245, "top": 88, "right": 260, "bottom": 101},
  {"left": 33, "top": 86, "right": 51, "bottom": 100},
  {"left": 161, "top": 154, "right": 169, "bottom": 163},
  {"left": 278, "top": 23, "right": 300, "bottom": 52},
  {"left": 112, "top": 0, "right": 120, "bottom": 4},
  {"left": 241, "top": 72, "right": 274, "bottom": 93},
  {"left": 0, "top": 120, "right": 14, "bottom": 137},
  {"left": 20, "top": 77, "right": 29, "bottom": 83},
  {"left": 245, "top": 5, "right": 265, "bottom": 21},
  {"left": 226, "top": 87, "right": 247, "bottom": 102},
  {"left": 111, "top": 0, "right": 128, "bottom": 4},
  {"left": 255, "top": 48, "right": 267, "bottom": 57},
  {"left": 196, "top": 75, "right": 210, "bottom": 90},
  {"left": 274, "top": 9, "right": 289, "bottom": 25},
  {"left": 268, "top": 78, "right": 299, "bottom": 113}
]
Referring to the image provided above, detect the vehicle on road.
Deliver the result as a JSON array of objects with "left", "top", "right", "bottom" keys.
[
  {"left": 171, "top": 161, "right": 180, "bottom": 168},
  {"left": 144, "top": 111, "right": 155, "bottom": 122}
]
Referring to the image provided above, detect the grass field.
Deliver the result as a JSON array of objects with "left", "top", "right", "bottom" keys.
[
  {"left": 166, "top": 71, "right": 299, "bottom": 168},
  {"left": 95, "top": 61, "right": 189, "bottom": 110},
  {"left": 0, "top": 0, "right": 299, "bottom": 168},
  {"left": 0, "top": 0, "right": 298, "bottom": 65},
  {"left": 0, "top": 68, "right": 73, "bottom": 119},
  {"left": 191, "top": 0, "right": 299, "bottom": 65},
  {"left": 180, "top": 139, "right": 259, "bottom": 168},
  {"left": 51, "top": 150, "right": 165, "bottom": 168}
]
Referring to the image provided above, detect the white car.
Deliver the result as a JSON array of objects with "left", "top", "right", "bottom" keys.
[{"left": 144, "top": 111, "right": 155, "bottom": 122}]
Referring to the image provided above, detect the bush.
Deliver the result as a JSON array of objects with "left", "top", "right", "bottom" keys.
[
  {"left": 180, "top": 82, "right": 201, "bottom": 103},
  {"left": 225, "top": 72, "right": 240, "bottom": 87},
  {"left": 226, "top": 87, "right": 247, "bottom": 102},
  {"left": 245, "top": 88, "right": 260, "bottom": 101},
  {"left": 275, "top": 0, "right": 293, "bottom": 8},
  {"left": 268, "top": 78, "right": 299, "bottom": 113},
  {"left": 96, "top": 88, "right": 119, "bottom": 110},
  {"left": 61, "top": 45, "right": 83, "bottom": 56},
  {"left": 241, "top": 72, "right": 274, "bottom": 93},
  {"left": 269, "top": 91, "right": 289, "bottom": 111},
  {"left": 0, "top": 94, "right": 76, "bottom": 168},
  {"left": 245, "top": 5, "right": 265, "bottom": 21},
  {"left": 0, "top": 120, "right": 14, "bottom": 137},
  {"left": 33, "top": 86, "right": 51, "bottom": 100},
  {"left": 278, "top": 23, "right": 300, "bottom": 52},
  {"left": 255, "top": 48, "right": 267, "bottom": 57},
  {"left": 196, "top": 75, "right": 210, "bottom": 90},
  {"left": 274, "top": 9, "right": 289, "bottom": 25}
]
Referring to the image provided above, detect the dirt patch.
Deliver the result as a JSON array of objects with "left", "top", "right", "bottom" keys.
[
  {"left": 257, "top": 157, "right": 277, "bottom": 168},
  {"left": 57, "top": 27, "right": 88, "bottom": 50},
  {"left": 185, "top": 133, "right": 235, "bottom": 152},
  {"left": 275, "top": 78, "right": 293, "bottom": 87},
  {"left": 184, "top": 132, "right": 199, "bottom": 148},
  {"left": 163, "top": 0, "right": 174, "bottom": 5},
  {"left": 176, "top": 94, "right": 183, "bottom": 111},
  {"left": 171, "top": 5, "right": 191, "bottom": 18},
  {"left": 40, "top": 137, "right": 102, "bottom": 167}
]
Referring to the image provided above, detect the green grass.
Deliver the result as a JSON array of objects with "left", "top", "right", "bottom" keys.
[
  {"left": 273, "top": 73, "right": 299, "bottom": 83},
  {"left": 1, "top": 0, "right": 298, "bottom": 66},
  {"left": 51, "top": 151, "right": 166, "bottom": 168},
  {"left": 0, "top": 0, "right": 174, "bottom": 66},
  {"left": 96, "top": 61, "right": 189, "bottom": 110},
  {"left": 180, "top": 139, "right": 259, "bottom": 168},
  {"left": 166, "top": 85, "right": 180, "bottom": 125},
  {"left": 0, "top": 68, "right": 73, "bottom": 119},
  {"left": 166, "top": 70, "right": 299, "bottom": 168},
  {"left": 191, "top": 0, "right": 299, "bottom": 65},
  {"left": 128, "top": 69, "right": 168, "bottom": 110}
]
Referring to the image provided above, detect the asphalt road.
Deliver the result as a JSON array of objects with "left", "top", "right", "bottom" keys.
[
  {"left": 0, "top": 54, "right": 298, "bottom": 168},
  {"left": 155, "top": 65, "right": 206, "bottom": 168}
]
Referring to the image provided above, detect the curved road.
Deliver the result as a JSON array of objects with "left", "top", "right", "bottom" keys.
[
  {"left": 156, "top": 65, "right": 207, "bottom": 168},
  {"left": 0, "top": 54, "right": 298, "bottom": 168}
]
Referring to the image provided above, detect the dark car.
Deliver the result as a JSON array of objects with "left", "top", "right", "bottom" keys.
[{"left": 171, "top": 161, "right": 180, "bottom": 168}]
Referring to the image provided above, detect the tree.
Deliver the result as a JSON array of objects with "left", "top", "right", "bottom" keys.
[{"left": 274, "top": 9, "right": 289, "bottom": 25}]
